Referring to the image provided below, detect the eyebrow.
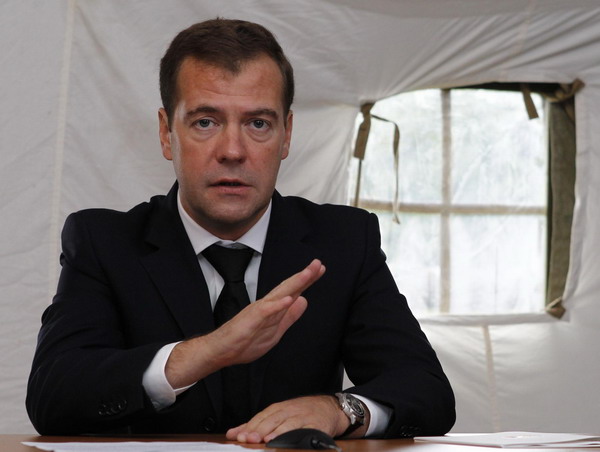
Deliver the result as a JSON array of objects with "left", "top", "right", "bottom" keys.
[
  {"left": 184, "top": 105, "right": 280, "bottom": 122},
  {"left": 246, "top": 108, "right": 279, "bottom": 120},
  {"left": 184, "top": 105, "right": 220, "bottom": 122}
]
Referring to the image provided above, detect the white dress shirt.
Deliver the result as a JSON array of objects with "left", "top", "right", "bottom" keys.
[{"left": 142, "top": 192, "right": 391, "bottom": 436}]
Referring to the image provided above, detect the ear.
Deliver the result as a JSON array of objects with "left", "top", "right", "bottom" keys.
[
  {"left": 158, "top": 108, "right": 173, "bottom": 161},
  {"left": 282, "top": 110, "right": 293, "bottom": 160}
]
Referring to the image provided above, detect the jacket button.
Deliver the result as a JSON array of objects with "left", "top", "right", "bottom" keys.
[
  {"left": 112, "top": 400, "right": 127, "bottom": 414},
  {"left": 202, "top": 417, "right": 216, "bottom": 432}
]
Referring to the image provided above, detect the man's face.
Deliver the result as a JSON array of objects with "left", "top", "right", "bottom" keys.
[{"left": 159, "top": 55, "right": 292, "bottom": 240}]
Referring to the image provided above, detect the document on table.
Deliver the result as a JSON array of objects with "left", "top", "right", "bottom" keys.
[
  {"left": 414, "top": 431, "right": 600, "bottom": 448},
  {"left": 22, "top": 441, "right": 259, "bottom": 452}
]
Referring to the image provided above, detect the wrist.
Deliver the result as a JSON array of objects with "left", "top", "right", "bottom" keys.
[
  {"left": 165, "top": 334, "right": 223, "bottom": 388},
  {"left": 330, "top": 395, "right": 351, "bottom": 437}
]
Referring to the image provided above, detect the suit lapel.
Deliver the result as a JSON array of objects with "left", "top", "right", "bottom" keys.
[
  {"left": 251, "top": 192, "right": 316, "bottom": 410},
  {"left": 139, "top": 183, "right": 223, "bottom": 418},
  {"left": 257, "top": 192, "right": 316, "bottom": 298}
]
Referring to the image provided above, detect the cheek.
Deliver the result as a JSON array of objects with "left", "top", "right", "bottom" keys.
[
  {"left": 175, "top": 140, "right": 208, "bottom": 171},
  {"left": 257, "top": 151, "right": 285, "bottom": 175},
  {"left": 263, "top": 159, "right": 284, "bottom": 186}
]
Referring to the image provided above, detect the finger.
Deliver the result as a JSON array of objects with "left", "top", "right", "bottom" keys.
[
  {"left": 276, "top": 296, "right": 308, "bottom": 334},
  {"left": 264, "top": 259, "right": 325, "bottom": 302},
  {"left": 233, "top": 405, "right": 287, "bottom": 443},
  {"left": 241, "top": 431, "right": 263, "bottom": 444},
  {"left": 249, "top": 296, "right": 308, "bottom": 344},
  {"left": 226, "top": 424, "right": 246, "bottom": 440}
]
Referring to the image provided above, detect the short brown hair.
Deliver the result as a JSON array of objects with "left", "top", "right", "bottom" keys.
[{"left": 160, "top": 18, "right": 294, "bottom": 127}]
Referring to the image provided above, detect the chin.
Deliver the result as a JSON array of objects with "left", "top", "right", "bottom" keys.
[{"left": 209, "top": 209, "right": 256, "bottom": 227}]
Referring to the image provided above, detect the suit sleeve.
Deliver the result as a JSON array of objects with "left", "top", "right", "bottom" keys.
[
  {"left": 26, "top": 212, "right": 163, "bottom": 434},
  {"left": 341, "top": 213, "right": 456, "bottom": 437}
]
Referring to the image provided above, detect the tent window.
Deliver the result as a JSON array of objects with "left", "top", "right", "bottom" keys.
[{"left": 349, "top": 85, "right": 576, "bottom": 316}]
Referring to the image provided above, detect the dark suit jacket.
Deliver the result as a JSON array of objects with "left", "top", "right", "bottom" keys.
[{"left": 26, "top": 184, "right": 455, "bottom": 437}]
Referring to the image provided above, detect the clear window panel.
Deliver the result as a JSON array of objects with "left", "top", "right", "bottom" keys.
[
  {"left": 349, "top": 90, "right": 443, "bottom": 204},
  {"left": 451, "top": 90, "right": 547, "bottom": 206},
  {"left": 375, "top": 211, "right": 441, "bottom": 314},
  {"left": 349, "top": 88, "right": 549, "bottom": 315},
  {"left": 450, "top": 214, "right": 547, "bottom": 314}
]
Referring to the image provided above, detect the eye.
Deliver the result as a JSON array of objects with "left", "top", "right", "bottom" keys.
[
  {"left": 196, "top": 118, "right": 213, "bottom": 128},
  {"left": 251, "top": 119, "right": 267, "bottom": 129}
]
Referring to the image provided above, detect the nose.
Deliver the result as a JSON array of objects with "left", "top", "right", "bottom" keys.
[{"left": 215, "top": 125, "right": 247, "bottom": 163}]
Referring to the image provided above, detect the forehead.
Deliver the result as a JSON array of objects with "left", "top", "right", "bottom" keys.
[{"left": 175, "top": 55, "right": 285, "bottom": 112}]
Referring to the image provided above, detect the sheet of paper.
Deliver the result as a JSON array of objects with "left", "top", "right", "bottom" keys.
[
  {"left": 22, "top": 441, "right": 259, "bottom": 452},
  {"left": 414, "top": 431, "right": 600, "bottom": 448}
]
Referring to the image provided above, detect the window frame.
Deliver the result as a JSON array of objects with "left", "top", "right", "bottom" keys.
[{"left": 351, "top": 82, "right": 578, "bottom": 318}]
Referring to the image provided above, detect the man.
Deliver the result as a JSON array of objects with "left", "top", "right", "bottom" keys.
[{"left": 26, "top": 19, "right": 455, "bottom": 441}]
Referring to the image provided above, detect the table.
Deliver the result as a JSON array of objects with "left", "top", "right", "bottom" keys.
[{"left": 4, "top": 434, "right": 600, "bottom": 452}]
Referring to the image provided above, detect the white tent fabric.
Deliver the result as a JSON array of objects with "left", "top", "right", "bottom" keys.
[{"left": 2, "top": 0, "right": 600, "bottom": 434}]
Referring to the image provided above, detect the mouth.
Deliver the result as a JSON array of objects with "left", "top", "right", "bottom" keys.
[
  {"left": 211, "top": 179, "right": 250, "bottom": 189},
  {"left": 217, "top": 181, "right": 244, "bottom": 187}
]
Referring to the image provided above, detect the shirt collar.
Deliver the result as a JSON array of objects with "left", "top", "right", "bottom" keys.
[{"left": 177, "top": 190, "right": 271, "bottom": 255}]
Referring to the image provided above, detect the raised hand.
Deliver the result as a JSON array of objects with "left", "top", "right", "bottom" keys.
[{"left": 165, "top": 259, "right": 326, "bottom": 389}]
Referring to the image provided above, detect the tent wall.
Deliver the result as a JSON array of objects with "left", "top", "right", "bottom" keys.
[{"left": 1, "top": 0, "right": 599, "bottom": 434}]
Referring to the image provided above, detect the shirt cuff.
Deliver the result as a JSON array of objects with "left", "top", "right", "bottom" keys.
[
  {"left": 142, "top": 342, "right": 195, "bottom": 410},
  {"left": 353, "top": 394, "right": 393, "bottom": 437}
]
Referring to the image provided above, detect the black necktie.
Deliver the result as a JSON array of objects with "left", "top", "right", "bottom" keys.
[
  {"left": 202, "top": 244, "right": 254, "bottom": 325},
  {"left": 201, "top": 243, "right": 254, "bottom": 429}
]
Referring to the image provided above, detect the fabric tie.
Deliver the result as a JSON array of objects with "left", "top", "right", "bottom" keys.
[
  {"left": 202, "top": 244, "right": 254, "bottom": 325},
  {"left": 201, "top": 243, "right": 255, "bottom": 429}
]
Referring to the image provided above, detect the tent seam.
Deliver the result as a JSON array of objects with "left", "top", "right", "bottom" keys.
[
  {"left": 482, "top": 324, "right": 501, "bottom": 431},
  {"left": 48, "top": 0, "right": 76, "bottom": 299}
]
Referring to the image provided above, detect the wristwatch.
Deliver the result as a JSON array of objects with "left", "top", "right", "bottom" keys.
[{"left": 335, "top": 392, "right": 365, "bottom": 434}]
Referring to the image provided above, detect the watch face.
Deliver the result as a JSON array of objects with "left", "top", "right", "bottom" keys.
[{"left": 348, "top": 396, "right": 365, "bottom": 416}]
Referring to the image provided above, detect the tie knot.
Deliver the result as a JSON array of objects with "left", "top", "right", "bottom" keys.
[{"left": 202, "top": 244, "right": 254, "bottom": 283}]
